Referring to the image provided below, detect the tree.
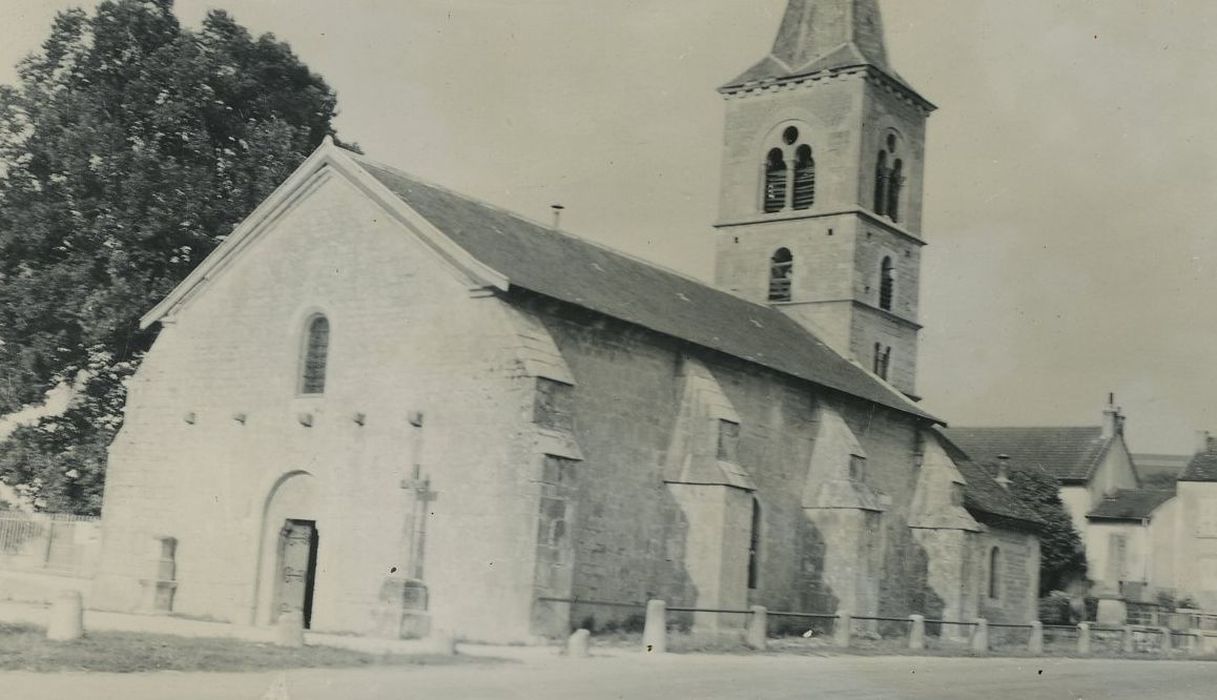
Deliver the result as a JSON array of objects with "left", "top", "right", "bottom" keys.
[
  {"left": 0, "top": 0, "right": 347, "bottom": 513},
  {"left": 1008, "top": 466, "right": 1088, "bottom": 594}
]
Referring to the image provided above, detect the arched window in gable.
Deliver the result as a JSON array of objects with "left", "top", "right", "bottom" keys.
[
  {"left": 300, "top": 314, "right": 330, "bottom": 395},
  {"left": 792, "top": 145, "right": 815, "bottom": 210},
  {"left": 874, "top": 150, "right": 889, "bottom": 215},
  {"left": 887, "top": 158, "right": 904, "bottom": 223},
  {"left": 747, "top": 496, "right": 762, "bottom": 590},
  {"left": 763, "top": 148, "right": 787, "bottom": 213},
  {"left": 988, "top": 546, "right": 1002, "bottom": 599},
  {"left": 768, "top": 247, "right": 793, "bottom": 302},
  {"left": 879, "top": 256, "right": 895, "bottom": 311}
]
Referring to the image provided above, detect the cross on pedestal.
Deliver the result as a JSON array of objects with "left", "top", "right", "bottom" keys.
[{"left": 402, "top": 467, "right": 438, "bottom": 580}]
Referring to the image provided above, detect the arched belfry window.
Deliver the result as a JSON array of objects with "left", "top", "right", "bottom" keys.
[
  {"left": 760, "top": 125, "right": 815, "bottom": 214},
  {"left": 874, "top": 134, "right": 905, "bottom": 223},
  {"left": 879, "top": 256, "right": 895, "bottom": 311},
  {"left": 888, "top": 159, "right": 904, "bottom": 223},
  {"left": 763, "top": 149, "right": 787, "bottom": 213},
  {"left": 792, "top": 145, "right": 815, "bottom": 210},
  {"left": 768, "top": 247, "right": 793, "bottom": 302},
  {"left": 300, "top": 314, "right": 330, "bottom": 395},
  {"left": 988, "top": 546, "right": 1001, "bottom": 599},
  {"left": 874, "top": 151, "right": 889, "bottom": 215},
  {"left": 747, "top": 496, "right": 762, "bottom": 590}
]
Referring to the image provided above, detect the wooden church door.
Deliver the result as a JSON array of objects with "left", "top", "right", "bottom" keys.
[{"left": 275, "top": 519, "right": 320, "bottom": 628}]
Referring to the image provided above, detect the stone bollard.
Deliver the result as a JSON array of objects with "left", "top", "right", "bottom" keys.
[
  {"left": 1188, "top": 631, "right": 1205, "bottom": 657},
  {"left": 908, "top": 615, "right": 926, "bottom": 651},
  {"left": 567, "top": 629, "right": 591, "bottom": 658},
  {"left": 426, "top": 629, "right": 457, "bottom": 656},
  {"left": 275, "top": 611, "right": 305, "bottom": 648},
  {"left": 833, "top": 610, "right": 852, "bottom": 648},
  {"left": 1077, "top": 622, "right": 1091, "bottom": 655},
  {"left": 1160, "top": 627, "right": 1172, "bottom": 655},
  {"left": 1122, "top": 625, "right": 1135, "bottom": 654},
  {"left": 642, "top": 600, "right": 667, "bottom": 654},
  {"left": 745, "top": 605, "right": 768, "bottom": 650},
  {"left": 1028, "top": 621, "right": 1044, "bottom": 655},
  {"left": 46, "top": 590, "right": 84, "bottom": 642},
  {"left": 970, "top": 619, "right": 989, "bottom": 655}
]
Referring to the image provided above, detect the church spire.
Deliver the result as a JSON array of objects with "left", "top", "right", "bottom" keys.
[{"left": 724, "top": 0, "right": 897, "bottom": 90}]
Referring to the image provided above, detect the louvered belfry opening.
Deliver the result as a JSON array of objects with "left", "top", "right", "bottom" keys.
[
  {"left": 763, "top": 148, "right": 788, "bottom": 213},
  {"left": 768, "top": 247, "right": 794, "bottom": 302},
  {"left": 792, "top": 144, "right": 815, "bottom": 210},
  {"left": 879, "top": 256, "right": 895, "bottom": 311}
]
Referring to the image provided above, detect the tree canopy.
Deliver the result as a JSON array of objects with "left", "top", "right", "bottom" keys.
[
  {"left": 1008, "top": 466, "right": 1088, "bottom": 594},
  {"left": 0, "top": 0, "right": 346, "bottom": 513}
]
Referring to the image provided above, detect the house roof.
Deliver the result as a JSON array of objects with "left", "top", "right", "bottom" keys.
[
  {"left": 1181, "top": 441, "right": 1217, "bottom": 482},
  {"left": 941, "top": 427, "right": 1113, "bottom": 484},
  {"left": 1133, "top": 453, "right": 1191, "bottom": 482},
  {"left": 350, "top": 153, "right": 937, "bottom": 424},
  {"left": 954, "top": 459, "right": 1045, "bottom": 530},
  {"left": 1087, "top": 489, "right": 1175, "bottom": 521}
]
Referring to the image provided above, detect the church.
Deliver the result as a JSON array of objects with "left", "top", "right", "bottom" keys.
[{"left": 92, "top": 0, "right": 1042, "bottom": 643}]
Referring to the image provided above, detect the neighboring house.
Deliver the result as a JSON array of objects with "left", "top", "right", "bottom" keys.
[
  {"left": 1147, "top": 437, "right": 1217, "bottom": 609},
  {"left": 91, "top": 0, "right": 1042, "bottom": 642},
  {"left": 1085, "top": 489, "right": 1176, "bottom": 598}
]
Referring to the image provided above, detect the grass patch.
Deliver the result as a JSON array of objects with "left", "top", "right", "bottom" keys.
[{"left": 0, "top": 622, "right": 496, "bottom": 673}]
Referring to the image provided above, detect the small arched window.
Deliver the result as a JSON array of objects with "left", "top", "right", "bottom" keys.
[
  {"left": 768, "top": 248, "right": 793, "bottom": 302},
  {"left": 747, "top": 497, "right": 762, "bottom": 590},
  {"left": 874, "top": 151, "right": 889, "bottom": 215},
  {"left": 887, "top": 159, "right": 904, "bottom": 223},
  {"left": 300, "top": 315, "right": 330, "bottom": 395},
  {"left": 988, "top": 546, "right": 1001, "bottom": 599},
  {"left": 879, "top": 257, "right": 895, "bottom": 311},
  {"left": 873, "top": 343, "right": 892, "bottom": 380},
  {"left": 792, "top": 145, "right": 815, "bottom": 210},
  {"left": 763, "top": 149, "right": 787, "bottom": 213}
]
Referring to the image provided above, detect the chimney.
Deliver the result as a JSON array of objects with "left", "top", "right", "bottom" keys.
[
  {"left": 1101, "top": 393, "right": 1123, "bottom": 439},
  {"left": 550, "top": 204, "right": 565, "bottom": 230},
  {"left": 995, "top": 454, "right": 1011, "bottom": 490},
  {"left": 1198, "top": 430, "right": 1214, "bottom": 455}
]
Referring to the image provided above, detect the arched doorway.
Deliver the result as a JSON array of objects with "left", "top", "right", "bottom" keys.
[{"left": 255, "top": 472, "right": 321, "bottom": 628}]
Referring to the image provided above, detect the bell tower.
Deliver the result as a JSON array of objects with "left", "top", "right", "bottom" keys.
[{"left": 713, "top": 0, "right": 934, "bottom": 398}]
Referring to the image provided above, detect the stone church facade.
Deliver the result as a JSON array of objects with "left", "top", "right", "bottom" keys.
[{"left": 93, "top": 0, "right": 1042, "bottom": 643}]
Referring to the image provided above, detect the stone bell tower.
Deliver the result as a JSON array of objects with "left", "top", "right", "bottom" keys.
[{"left": 713, "top": 0, "right": 934, "bottom": 398}]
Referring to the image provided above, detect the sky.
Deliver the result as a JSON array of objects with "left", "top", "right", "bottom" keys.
[{"left": 2, "top": 0, "right": 1216, "bottom": 454}]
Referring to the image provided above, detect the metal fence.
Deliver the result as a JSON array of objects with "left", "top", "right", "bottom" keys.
[{"left": 0, "top": 511, "right": 101, "bottom": 578}]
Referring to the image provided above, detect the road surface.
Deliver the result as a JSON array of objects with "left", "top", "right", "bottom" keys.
[{"left": 2, "top": 650, "right": 1214, "bottom": 699}]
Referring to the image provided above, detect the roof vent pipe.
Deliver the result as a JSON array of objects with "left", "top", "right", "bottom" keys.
[
  {"left": 551, "top": 204, "right": 565, "bottom": 231},
  {"left": 995, "top": 454, "right": 1011, "bottom": 490}
]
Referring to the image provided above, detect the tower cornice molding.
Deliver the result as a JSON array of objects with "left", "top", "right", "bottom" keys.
[
  {"left": 720, "top": 65, "right": 935, "bottom": 114},
  {"left": 715, "top": 207, "right": 927, "bottom": 248}
]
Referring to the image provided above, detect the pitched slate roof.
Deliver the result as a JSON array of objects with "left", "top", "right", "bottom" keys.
[
  {"left": 1087, "top": 489, "right": 1175, "bottom": 521},
  {"left": 351, "top": 154, "right": 936, "bottom": 423},
  {"left": 953, "top": 459, "right": 1045, "bottom": 530},
  {"left": 941, "top": 427, "right": 1112, "bottom": 484},
  {"left": 1181, "top": 441, "right": 1217, "bottom": 482}
]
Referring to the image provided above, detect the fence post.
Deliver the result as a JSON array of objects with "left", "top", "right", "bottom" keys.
[
  {"left": 833, "top": 610, "right": 852, "bottom": 648},
  {"left": 745, "top": 605, "right": 768, "bottom": 650},
  {"left": 1160, "top": 627, "right": 1172, "bottom": 655},
  {"left": 1122, "top": 625, "right": 1135, "bottom": 654},
  {"left": 567, "top": 629, "right": 591, "bottom": 658},
  {"left": 1189, "top": 631, "right": 1205, "bottom": 657},
  {"left": 1028, "top": 621, "right": 1044, "bottom": 655},
  {"left": 46, "top": 590, "right": 84, "bottom": 642},
  {"left": 908, "top": 615, "right": 925, "bottom": 651},
  {"left": 970, "top": 619, "right": 989, "bottom": 655},
  {"left": 1077, "top": 622, "right": 1091, "bottom": 655},
  {"left": 642, "top": 599, "right": 667, "bottom": 654}
]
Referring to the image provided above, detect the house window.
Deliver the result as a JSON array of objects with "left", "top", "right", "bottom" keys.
[
  {"left": 879, "top": 257, "right": 895, "bottom": 311},
  {"left": 988, "top": 547, "right": 1001, "bottom": 599},
  {"left": 300, "top": 315, "right": 330, "bottom": 395},
  {"left": 747, "top": 496, "right": 762, "bottom": 590},
  {"left": 760, "top": 125, "right": 816, "bottom": 214},
  {"left": 768, "top": 248, "right": 793, "bottom": 302},
  {"left": 717, "top": 420, "right": 741, "bottom": 463},
  {"left": 792, "top": 145, "right": 815, "bottom": 210},
  {"left": 1107, "top": 533, "right": 1128, "bottom": 583},
  {"left": 763, "top": 148, "right": 787, "bottom": 213}
]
